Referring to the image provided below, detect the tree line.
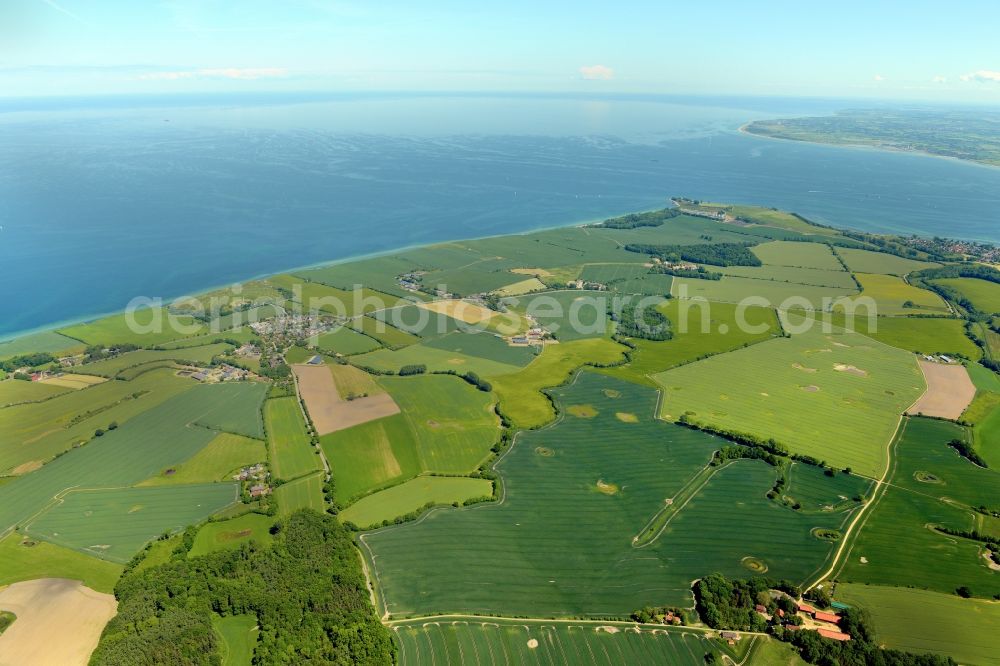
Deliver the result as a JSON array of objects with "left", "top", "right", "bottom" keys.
[{"left": 624, "top": 242, "right": 762, "bottom": 267}]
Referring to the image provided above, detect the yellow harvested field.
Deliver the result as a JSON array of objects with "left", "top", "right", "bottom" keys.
[
  {"left": 510, "top": 267, "right": 552, "bottom": 277},
  {"left": 39, "top": 374, "right": 108, "bottom": 390},
  {"left": 906, "top": 360, "right": 976, "bottom": 420},
  {"left": 0, "top": 578, "right": 117, "bottom": 666},
  {"left": 417, "top": 299, "right": 497, "bottom": 325},
  {"left": 293, "top": 364, "right": 399, "bottom": 435},
  {"left": 497, "top": 278, "right": 546, "bottom": 296}
]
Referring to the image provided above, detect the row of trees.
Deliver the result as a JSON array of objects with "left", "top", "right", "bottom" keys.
[
  {"left": 92, "top": 510, "right": 394, "bottom": 665},
  {"left": 615, "top": 303, "right": 672, "bottom": 341},
  {"left": 649, "top": 264, "right": 723, "bottom": 280}
]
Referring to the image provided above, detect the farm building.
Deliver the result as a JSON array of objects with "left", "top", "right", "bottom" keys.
[
  {"left": 813, "top": 611, "right": 841, "bottom": 624},
  {"left": 817, "top": 628, "right": 851, "bottom": 642}
]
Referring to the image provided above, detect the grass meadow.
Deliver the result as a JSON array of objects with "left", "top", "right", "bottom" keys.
[
  {"left": 653, "top": 324, "right": 924, "bottom": 476},
  {"left": 349, "top": 314, "right": 422, "bottom": 348},
  {"left": 0, "top": 532, "right": 123, "bottom": 593},
  {"left": 809, "top": 313, "right": 980, "bottom": 359},
  {"left": 274, "top": 472, "right": 325, "bottom": 516},
  {"left": 269, "top": 274, "right": 406, "bottom": 316},
  {"left": 0, "top": 367, "right": 193, "bottom": 475},
  {"left": 851, "top": 273, "right": 949, "bottom": 315},
  {"left": 351, "top": 343, "right": 521, "bottom": 377},
  {"left": 139, "top": 432, "right": 266, "bottom": 486},
  {"left": 0, "top": 330, "right": 84, "bottom": 359},
  {"left": 321, "top": 413, "right": 420, "bottom": 503},
  {"left": 490, "top": 338, "right": 628, "bottom": 429},
  {"left": 314, "top": 326, "right": 382, "bottom": 355},
  {"left": 672, "top": 276, "right": 857, "bottom": 310},
  {"left": 189, "top": 513, "right": 275, "bottom": 557},
  {"left": 835, "top": 584, "right": 1000, "bottom": 666},
  {"left": 0, "top": 382, "right": 263, "bottom": 534},
  {"left": 72, "top": 343, "right": 232, "bottom": 377},
  {"left": 339, "top": 476, "right": 493, "bottom": 528},
  {"left": 24, "top": 483, "right": 238, "bottom": 563},
  {"left": 362, "top": 374, "right": 847, "bottom": 618},
  {"left": 212, "top": 614, "right": 259, "bottom": 666},
  {"left": 596, "top": 300, "right": 781, "bottom": 387},
  {"left": 934, "top": 277, "right": 1000, "bottom": 315},
  {"left": 751, "top": 241, "right": 844, "bottom": 270},
  {"left": 264, "top": 397, "right": 320, "bottom": 481},
  {"left": 57, "top": 309, "right": 208, "bottom": 347},
  {"left": 835, "top": 247, "right": 939, "bottom": 275},
  {"left": 719, "top": 263, "right": 857, "bottom": 289},
  {"left": 0, "top": 379, "right": 71, "bottom": 407}
]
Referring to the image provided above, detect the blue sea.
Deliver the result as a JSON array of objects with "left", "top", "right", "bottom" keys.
[{"left": 2, "top": 92, "right": 999, "bottom": 340}]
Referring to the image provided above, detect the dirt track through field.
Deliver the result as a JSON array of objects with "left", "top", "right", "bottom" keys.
[
  {"left": 293, "top": 364, "right": 399, "bottom": 435},
  {"left": 906, "top": 360, "right": 975, "bottom": 420},
  {"left": 0, "top": 578, "right": 117, "bottom": 666}
]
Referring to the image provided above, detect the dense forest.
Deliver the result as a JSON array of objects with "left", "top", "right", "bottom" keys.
[
  {"left": 615, "top": 303, "right": 672, "bottom": 340},
  {"left": 624, "top": 242, "right": 761, "bottom": 267},
  {"left": 694, "top": 573, "right": 955, "bottom": 666},
  {"left": 91, "top": 510, "right": 394, "bottom": 665}
]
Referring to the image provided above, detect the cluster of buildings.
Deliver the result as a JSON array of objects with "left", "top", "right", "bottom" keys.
[
  {"left": 650, "top": 257, "right": 699, "bottom": 271},
  {"left": 397, "top": 272, "right": 424, "bottom": 292},
  {"left": 923, "top": 354, "right": 956, "bottom": 364},
  {"left": 183, "top": 364, "right": 251, "bottom": 383},
  {"left": 250, "top": 314, "right": 331, "bottom": 340},
  {"left": 234, "top": 343, "right": 261, "bottom": 358},
  {"left": 566, "top": 279, "right": 608, "bottom": 290},
  {"left": 902, "top": 236, "right": 1000, "bottom": 263},
  {"left": 233, "top": 464, "right": 271, "bottom": 498},
  {"left": 783, "top": 602, "right": 851, "bottom": 642}
]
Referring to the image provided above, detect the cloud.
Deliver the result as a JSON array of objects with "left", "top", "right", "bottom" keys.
[
  {"left": 579, "top": 64, "right": 614, "bottom": 81},
  {"left": 138, "top": 67, "right": 288, "bottom": 81},
  {"left": 960, "top": 69, "right": 1000, "bottom": 83},
  {"left": 873, "top": 74, "right": 885, "bottom": 82},
  {"left": 932, "top": 75, "right": 947, "bottom": 83}
]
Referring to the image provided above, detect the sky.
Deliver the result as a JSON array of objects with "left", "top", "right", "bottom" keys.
[{"left": 2, "top": 0, "right": 999, "bottom": 103}]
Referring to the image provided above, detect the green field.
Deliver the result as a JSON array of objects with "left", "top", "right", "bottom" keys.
[
  {"left": 719, "top": 263, "right": 858, "bottom": 289},
  {"left": 839, "top": 417, "right": 1000, "bottom": 598},
  {"left": 298, "top": 255, "right": 432, "bottom": 300},
  {"left": 508, "top": 291, "right": 610, "bottom": 341},
  {"left": 835, "top": 584, "right": 1000, "bottom": 666},
  {"left": 597, "top": 300, "right": 781, "bottom": 387},
  {"left": 392, "top": 618, "right": 744, "bottom": 666},
  {"left": 352, "top": 342, "right": 522, "bottom": 377},
  {"left": 578, "top": 263, "right": 674, "bottom": 295},
  {"left": 0, "top": 382, "right": 263, "bottom": 534},
  {"left": 58, "top": 309, "right": 208, "bottom": 347},
  {"left": 349, "top": 313, "right": 423, "bottom": 347},
  {"left": 672, "top": 276, "right": 857, "bottom": 310},
  {"left": 0, "top": 378, "right": 71, "bottom": 406},
  {"left": 189, "top": 513, "right": 275, "bottom": 557},
  {"left": 274, "top": 472, "right": 325, "bottom": 515},
  {"left": 423, "top": 330, "right": 538, "bottom": 367},
  {"left": 321, "top": 414, "right": 420, "bottom": 502},
  {"left": 835, "top": 247, "right": 939, "bottom": 275},
  {"left": 314, "top": 325, "right": 382, "bottom": 355},
  {"left": 212, "top": 614, "right": 259, "bottom": 666},
  {"left": 934, "top": 277, "right": 1000, "bottom": 314},
  {"left": 0, "top": 366, "right": 195, "bottom": 475},
  {"left": 269, "top": 274, "right": 405, "bottom": 316},
  {"left": 490, "top": 337, "right": 627, "bottom": 429},
  {"left": 653, "top": 322, "right": 924, "bottom": 476},
  {"left": 851, "top": 273, "right": 949, "bottom": 315},
  {"left": 809, "top": 313, "right": 980, "bottom": 359},
  {"left": 0, "top": 532, "right": 123, "bottom": 593},
  {"left": 967, "top": 362, "right": 1000, "bottom": 392},
  {"left": 0, "top": 330, "right": 85, "bottom": 359},
  {"left": 969, "top": 394, "right": 1000, "bottom": 468},
  {"left": 362, "top": 374, "right": 849, "bottom": 618},
  {"left": 71, "top": 343, "right": 231, "bottom": 377},
  {"left": 264, "top": 397, "right": 320, "bottom": 481},
  {"left": 752, "top": 241, "right": 844, "bottom": 270},
  {"left": 340, "top": 476, "right": 493, "bottom": 528},
  {"left": 381, "top": 374, "right": 500, "bottom": 473},
  {"left": 192, "top": 381, "right": 268, "bottom": 439},
  {"left": 24, "top": 483, "right": 237, "bottom": 563},
  {"left": 139, "top": 432, "right": 266, "bottom": 486}
]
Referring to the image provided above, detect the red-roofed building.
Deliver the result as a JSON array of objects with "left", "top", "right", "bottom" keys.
[
  {"left": 785, "top": 624, "right": 801, "bottom": 631},
  {"left": 814, "top": 611, "right": 841, "bottom": 624},
  {"left": 755, "top": 604, "right": 767, "bottom": 614},
  {"left": 797, "top": 603, "right": 816, "bottom": 614},
  {"left": 817, "top": 628, "right": 851, "bottom": 642}
]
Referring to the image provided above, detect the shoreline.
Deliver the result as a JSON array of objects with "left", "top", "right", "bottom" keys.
[
  {"left": 0, "top": 208, "right": 645, "bottom": 346},
  {"left": 738, "top": 122, "right": 1000, "bottom": 172}
]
